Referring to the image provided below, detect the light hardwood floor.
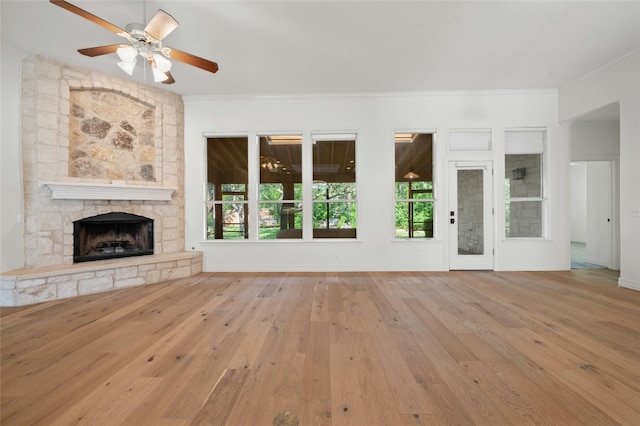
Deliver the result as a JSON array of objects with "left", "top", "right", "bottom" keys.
[{"left": 1, "top": 269, "right": 639, "bottom": 425}]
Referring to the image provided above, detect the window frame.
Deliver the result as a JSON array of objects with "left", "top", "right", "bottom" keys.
[
  {"left": 310, "top": 132, "right": 358, "bottom": 239},
  {"left": 203, "top": 134, "right": 250, "bottom": 241},
  {"left": 257, "top": 133, "right": 304, "bottom": 240},
  {"left": 503, "top": 128, "right": 548, "bottom": 239},
  {"left": 393, "top": 131, "right": 437, "bottom": 240}
]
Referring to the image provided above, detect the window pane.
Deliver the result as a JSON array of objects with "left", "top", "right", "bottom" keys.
[
  {"left": 395, "top": 201, "right": 434, "bottom": 238},
  {"left": 259, "top": 135, "right": 302, "bottom": 199},
  {"left": 395, "top": 182, "right": 409, "bottom": 199},
  {"left": 259, "top": 202, "right": 302, "bottom": 239},
  {"left": 313, "top": 202, "right": 357, "bottom": 229},
  {"left": 505, "top": 154, "right": 542, "bottom": 198},
  {"left": 259, "top": 183, "right": 283, "bottom": 201},
  {"left": 505, "top": 200, "right": 543, "bottom": 237},
  {"left": 458, "top": 169, "right": 484, "bottom": 255},
  {"left": 312, "top": 202, "right": 357, "bottom": 238},
  {"left": 505, "top": 140, "right": 544, "bottom": 239},
  {"left": 312, "top": 137, "right": 357, "bottom": 238},
  {"left": 449, "top": 130, "right": 491, "bottom": 151},
  {"left": 313, "top": 182, "right": 357, "bottom": 200},
  {"left": 206, "top": 202, "right": 248, "bottom": 240},
  {"left": 206, "top": 137, "right": 248, "bottom": 239},
  {"left": 258, "top": 135, "right": 303, "bottom": 239},
  {"left": 313, "top": 139, "right": 355, "bottom": 183},
  {"left": 395, "top": 133, "right": 434, "bottom": 239}
]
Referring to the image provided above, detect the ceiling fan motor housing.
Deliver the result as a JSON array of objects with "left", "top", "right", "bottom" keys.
[{"left": 123, "top": 23, "right": 169, "bottom": 58}]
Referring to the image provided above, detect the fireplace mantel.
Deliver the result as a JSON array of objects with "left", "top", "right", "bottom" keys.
[{"left": 42, "top": 181, "right": 174, "bottom": 201}]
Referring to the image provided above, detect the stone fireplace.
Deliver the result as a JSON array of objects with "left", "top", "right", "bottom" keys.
[
  {"left": 73, "top": 212, "right": 154, "bottom": 263},
  {"left": 0, "top": 55, "right": 202, "bottom": 306}
]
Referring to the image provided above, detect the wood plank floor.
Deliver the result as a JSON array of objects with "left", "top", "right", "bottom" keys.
[{"left": 1, "top": 269, "right": 639, "bottom": 425}]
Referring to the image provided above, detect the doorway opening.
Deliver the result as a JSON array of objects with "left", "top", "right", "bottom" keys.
[
  {"left": 569, "top": 161, "right": 614, "bottom": 269},
  {"left": 567, "top": 102, "right": 620, "bottom": 271}
]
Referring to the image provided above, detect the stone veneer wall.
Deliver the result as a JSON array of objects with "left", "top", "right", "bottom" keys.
[
  {"left": 69, "top": 89, "right": 157, "bottom": 181},
  {"left": 21, "top": 55, "right": 185, "bottom": 268}
]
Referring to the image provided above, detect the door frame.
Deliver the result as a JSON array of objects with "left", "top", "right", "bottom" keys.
[
  {"left": 448, "top": 160, "right": 494, "bottom": 270},
  {"left": 570, "top": 159, "right": 618, "bottom": 269}
]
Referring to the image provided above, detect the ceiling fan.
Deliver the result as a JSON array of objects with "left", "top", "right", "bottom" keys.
[{"left": 50, "top": 0, "right": 219, "bottom": 84}]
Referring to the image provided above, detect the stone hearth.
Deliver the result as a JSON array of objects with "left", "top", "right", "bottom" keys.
[{"left": 1, "top": 252, "right": 202, "bottom": 307}]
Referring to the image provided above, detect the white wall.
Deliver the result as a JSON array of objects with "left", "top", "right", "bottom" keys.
[
  {"left": 570, "top": 123, "right": 620, "bottom": 160},
  {"left": 0, "top": 45, "right": 25, "bottom": 272},
  {"left": 559, "top": 51, "right": 640, "bottom": 290},
  {"left": 184, "top": 90, "right": 568, "bottom": 272},
  {"left": 570, "top": 163, "right": 587, "bottom": 243}
]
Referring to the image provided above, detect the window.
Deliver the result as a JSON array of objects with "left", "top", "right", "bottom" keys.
[
  {"left": 259, "top": 134, "right": 303, "bottom": 239},
  {"left": 449, "top": 130, "right": 491, "bottom": 151},
  {"left": 312, "top": 133, "right": 357, "bottom": 238},
  {"left": 394, "top": 132, "right": 435, "bottom": 238},
  {"left": 504, "top": 129, "right": 545, "bottom": 238},
  {"left": 205, "top": 136, "right": 249, "bottom": 239}
]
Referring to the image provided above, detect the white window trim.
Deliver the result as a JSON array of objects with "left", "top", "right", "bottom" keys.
[
  {"left": 310, "top": 131, "right": 359, "bottom": 239},
  {"left": 393, "top": 129, "right": 438, "bottom": 241},
  {"left": 504, "top": 127, "right": 548, "bottom": 239}
]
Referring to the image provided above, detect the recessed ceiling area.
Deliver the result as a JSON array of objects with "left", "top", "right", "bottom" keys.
[{"left": 2, "top": 1, "right": 639, "bottom": 96}]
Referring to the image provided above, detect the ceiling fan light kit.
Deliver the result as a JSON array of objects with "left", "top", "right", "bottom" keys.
[
  {"left": 50, "top": 0, "right": 218, "bottom": 85},
  {"left": 116, "top": 46, "right": 137, "bottom": 75}
]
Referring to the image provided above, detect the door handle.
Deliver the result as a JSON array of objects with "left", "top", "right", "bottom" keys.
[{"left": 450, "top": 218, "right": 455, "bottom": 224}]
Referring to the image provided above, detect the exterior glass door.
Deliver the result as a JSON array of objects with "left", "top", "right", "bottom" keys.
[{"left": 449, "top": 161, "right": 494, "bottom": 270}]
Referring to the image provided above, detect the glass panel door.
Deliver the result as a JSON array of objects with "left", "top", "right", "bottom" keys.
[{"left": 449, "top": 161, "right": 494, "bottom": 270}]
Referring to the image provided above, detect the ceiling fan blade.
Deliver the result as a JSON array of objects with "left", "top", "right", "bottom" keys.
[
  {"left": 161, "top": 72, "right": 176, "bottom": 85},
  {"left": 144, "top": 9, "right": 179, "bottom": 41},
  {"left": 77, "top": 45, "right": 121, "bottom": 57},
  {"left": 167, "top": 47, "right": 219, "bottom": 74},
  {"left": 50, "top": 0, "right": 126, "bottom": 36}
]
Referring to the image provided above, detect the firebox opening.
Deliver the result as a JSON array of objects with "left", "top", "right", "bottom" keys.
[{"left": 74, "top": 212, "right": 153, "bottom": 263}]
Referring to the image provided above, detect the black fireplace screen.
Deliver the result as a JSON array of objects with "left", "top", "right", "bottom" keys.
[{"left": 73, "top": 212, "right": 153, "bottom": 263}]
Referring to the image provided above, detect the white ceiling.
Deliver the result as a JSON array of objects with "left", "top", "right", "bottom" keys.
[{"left": 2, "top": 1, "right": 639, "bottom": 97}]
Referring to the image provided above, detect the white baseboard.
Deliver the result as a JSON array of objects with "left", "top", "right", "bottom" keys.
[{"left": 619, "top": 277, "right": 640, "bottom": 291}]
